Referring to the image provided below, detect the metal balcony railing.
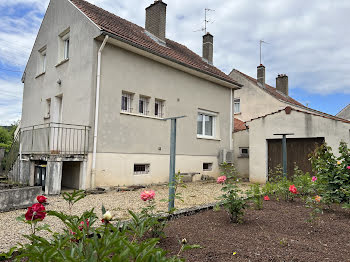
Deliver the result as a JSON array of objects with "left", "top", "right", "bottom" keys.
[{"left": 20, "top": 123, "right": 91, "bottom": 155}]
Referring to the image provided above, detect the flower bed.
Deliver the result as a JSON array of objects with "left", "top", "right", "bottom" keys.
[{"left": 159, "top": 200, "right": 350, "bottom": 261}]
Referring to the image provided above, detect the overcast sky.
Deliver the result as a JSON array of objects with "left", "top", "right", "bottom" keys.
[{"left": 0, "top": 0, "right": 349, "bottom": 125}]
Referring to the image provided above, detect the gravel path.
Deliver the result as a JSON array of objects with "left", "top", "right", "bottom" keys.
[{"left": 0, "top": 181, "right": 250, "bottom": 253}]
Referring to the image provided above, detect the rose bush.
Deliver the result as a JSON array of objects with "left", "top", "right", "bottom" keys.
[
  {"left": 36, "top": 195, "right": 47, "bottom": 204},
  {"left": 25, "top": 203, "right": 46, "bottom": 221}
]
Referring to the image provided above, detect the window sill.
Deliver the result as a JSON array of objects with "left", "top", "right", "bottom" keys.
[
  {"left": 234, "top": 112, "right": 241, "bottom": 115},
  {"left": 35, "top": 72, "right": 45, "bottom": 79},
  {"left": 197, "top": 135, "right": 221, "bottom": 141},
  {"left": 120, "top": 111, "right": 165, "bottom": 120},
  {"left": 55, "top": 58, "right": 69, "bottom": 67}
]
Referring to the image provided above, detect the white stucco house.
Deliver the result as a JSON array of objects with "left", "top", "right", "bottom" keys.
[
  {"left": 229, "top": 65, "right": 350, "bottom": 183},
  {"left": 11, "top": 0, "right": 243, "bottom": 194},
  {"left": 337, "top": 104, "right": 350, "bottom": 120}
]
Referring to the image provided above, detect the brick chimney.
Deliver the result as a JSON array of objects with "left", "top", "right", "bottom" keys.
[
  {"left": 257, "top": 64, "right": 265, "bottom": 87},
  {"left": 276, "top": 74, "right": 289, "bottom": 96},
  {"left": 203, "top": 32, "right": 213, "bottom": 64},
  {"left": 145, "top": 0, "right": 167, "bottom": 42}
]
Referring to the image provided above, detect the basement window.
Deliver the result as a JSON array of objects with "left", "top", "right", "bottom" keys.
[
  {"left": 203, "top": 163, "right": 213, "bottom": 171},
  {"left": 134, "top": 164, "right": 150, "bottom": 175},
  {"left": 239, "top": 147, "right": 249, "bottom": 158}
]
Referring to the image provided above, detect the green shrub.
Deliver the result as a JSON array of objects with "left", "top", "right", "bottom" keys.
[
  {"left": 310, "top": 142, "right": 350, "bottom": 207},
  {"left": 247, "top": 183, "right": 263, "bottom": 210}
]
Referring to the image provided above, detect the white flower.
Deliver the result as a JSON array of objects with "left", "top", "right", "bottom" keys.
[{"left": 102, "top": 211, "right": 113, "bottom": 221}]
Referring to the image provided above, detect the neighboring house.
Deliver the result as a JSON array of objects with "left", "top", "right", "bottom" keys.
[
  {"left": 336, "top": 104, "right": 350, "bottom": 120},
  {"left": 230, "top": 65, "right": 350, "bottom": 183},
  {"left": 13, "top": 0, "right": 242, "bottom": 194}
]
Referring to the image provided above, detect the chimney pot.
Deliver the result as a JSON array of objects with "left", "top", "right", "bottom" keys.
[
  {"left": 202, "top": 32, "right": 213, "bottom": 64},
  {"left": 276, "top": 74, "right": 289, "bottom": 96},
  {"left": 145, "top": 0, "right": 167, "bottom": 41},
  {"left": 257, "top": 64, "right": 265, "bottom": 87}
]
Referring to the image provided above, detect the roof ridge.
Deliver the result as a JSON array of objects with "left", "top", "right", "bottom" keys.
[
  {"left": 247, "top": 106, "right": 350, "bottom": 124},
  {"left": 232, "top": 68, "right": 347, "bottom": 121},
  {"left": 69, "top": 0, "right": 240, "bottom": 87}
]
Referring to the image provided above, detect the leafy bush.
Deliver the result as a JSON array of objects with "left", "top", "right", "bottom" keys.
[
  {"left": 217, "top": 163, "right": 247, "bottom": 223},
  {"left": 247, "top": 183, "right": 263, "bottom": 210},
  {"left": 0, "top": 190, "right": 201, "bottom": 261},
  {"left": 310, "top": 142, "right": 350, "bottom": 207}
]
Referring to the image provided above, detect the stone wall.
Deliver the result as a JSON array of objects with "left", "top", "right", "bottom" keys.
[{"left": 0, "top": 186, "right": 42, "bottom": 212}]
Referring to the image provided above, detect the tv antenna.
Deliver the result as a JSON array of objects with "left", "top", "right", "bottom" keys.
[
  {"left": 194, "top": 8, "right": 215, "bottom": 34},
  {"left": 259, "top": 40, "right": 270, "bottom": 65}
]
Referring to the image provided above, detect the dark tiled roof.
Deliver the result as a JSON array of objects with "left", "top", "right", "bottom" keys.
[
  {"left": 234, "top": 118, "right": 247, "bottom": 132},
  {"left": 232, "top": 69, "right": 349, "bottom": 121},
  {"left": 70, "top": 0, "right": 240, "bottom": 86},
  {"left": 233, "top": 69, "right": 304, "bottom": 106},
  {"left": 247, "top": 106, "right": 350, "bottom": 124}
]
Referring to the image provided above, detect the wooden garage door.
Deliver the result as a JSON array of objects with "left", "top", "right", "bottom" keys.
[{"left": 268, "top": 137, "right": 324, "bottom": 180}]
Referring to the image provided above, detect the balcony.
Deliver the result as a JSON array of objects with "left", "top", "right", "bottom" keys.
[{"left": 20, "top": 123, "right": 90, "bottom": 156}]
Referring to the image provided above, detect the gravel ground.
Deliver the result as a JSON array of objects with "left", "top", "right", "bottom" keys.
[{"left": 0, "top": 181, "right": 250, "bottom": 253}]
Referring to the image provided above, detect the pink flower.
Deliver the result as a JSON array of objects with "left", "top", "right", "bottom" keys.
[
  {"left": 347, "top": 166, "right": 350, "bottom": 170},
  {"left": 311, "top": 176, "right": 317, "bottom": 182},
  {"left": 78, "top": 219, "right": 90, "bottom": 231},
  {"left": 217, "top": 176, "right": 227, "bottom": 184},
  {"left": 264, "top": 195, "right": 270, "bottom": 201},
  {"left": 140, "top": 190, "right": 155, "bottom": 201},
  {"left": 289, "top": 185, "right": 298, "bottom": 194}
]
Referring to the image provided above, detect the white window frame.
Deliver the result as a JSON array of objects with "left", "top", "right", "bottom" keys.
[
  {"left": 197, "top": 110, "right": 217, "bottom": 139},
  {"left": 121, "top": 91, "right": 133, "bottom": 113},
  {"left": 134, "top": 164, "right": 150, "bottom": 175},
  {"left": 62, "top": 33, "right": 70, "bottom": 60},
  {"left": 239, "top": 147, "right": 249, "bottom": 158},
  {"left": 139, "top": 95, "right": 149, "bottom": 115},
  {"left": 203, "top": 162, "right": 213, "bottom": 171},
  {"left": 234, "top": 98, "right": 240, "bottom": 114},
  {"left": 155, "top": 99, "right": 164, "bottom": 118},
  {"left": 41, "top": 48, "right": 47, "bottom": 73}
]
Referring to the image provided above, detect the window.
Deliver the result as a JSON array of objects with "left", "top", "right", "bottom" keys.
[
  {"left": 203, "top": 163, "right": 213, "bottom": 171},
  {"left": 234, "top": 98, "right": 240, "bottom": 113},
  {"left": 197, "top": 112, "right": 216, "bottom": 138},
  {"left": 59, "top": 29, "right": 70, "bottom": 62},
  {"left": 39, "top": 47, "right": 47, "bottom": 74},
  {"left": 44, "top": 99, "right": 51, "bottom": 119},
  {"left": 239, "top": 147, "right": 249, "bottom": 158},
  {"left": 139, "top": 96, "right": 149, "bottom": 115},
  {"left": 121, "top": 92, "right": 133, "bottom": 112},
  {"left": 155, "top": 99, "right": 164, "bottom": 117},
  {"left": 134, "top": 164, "right": 150, "bottom": 175}
]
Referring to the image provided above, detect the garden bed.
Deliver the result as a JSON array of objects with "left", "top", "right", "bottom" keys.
[{"left": 160, "top": 200, "right": 350, "bottom": 261}]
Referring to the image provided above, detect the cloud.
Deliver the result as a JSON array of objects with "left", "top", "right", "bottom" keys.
[
  {"left": 0, "top": 78, "right": 22, "bottom": 125},
  {"left": 0, "top": 0, "right": 349, "bottom": 125}
]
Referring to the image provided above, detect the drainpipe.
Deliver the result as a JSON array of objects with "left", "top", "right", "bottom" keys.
[
  {"left": 91, "top": 35, "right": 109, "bottom": 189},
  {"left": 229, "top": 89, "right": 233, "bottom": 150}
]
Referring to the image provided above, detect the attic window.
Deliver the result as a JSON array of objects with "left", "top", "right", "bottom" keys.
[
  {"left": 59, "top": 28, "right": 70, "bottom": 62},
  {"left": 234, "top": 99, "right": 240, "bottom": 113}
]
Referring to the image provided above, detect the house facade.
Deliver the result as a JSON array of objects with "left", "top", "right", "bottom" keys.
[
  {"left": 229, "top": 65, "right": 350, "bottom": 183},
  {"left": 13, "top": 0, "right": 241, "bottom": 194},
  {"left": 337, "top": 104, "right": 350, "bottom": 120}
]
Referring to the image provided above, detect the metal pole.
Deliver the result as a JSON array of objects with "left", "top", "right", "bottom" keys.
[
  {"left": 168, "top": 118, "right": 177, "bottom": 212},
  {"left": 282, "top": 134, "right": 287, "bottom": 178}
]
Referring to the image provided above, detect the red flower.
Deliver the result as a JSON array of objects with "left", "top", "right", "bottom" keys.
[
  {"left": 78, "top": 219, "right": 90, "bottom": 231},
  {"left": 264, "top": 195, "right": 270, "bottom": 201},
  {"left": 36, "top": 195, "right": 47, "bottom": 204},
  {"left": 289, "top": 185, "right": 298, "bottom": 194},
  {"left": 25, "top": 203, "right": 46, "bottom": 221}
]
